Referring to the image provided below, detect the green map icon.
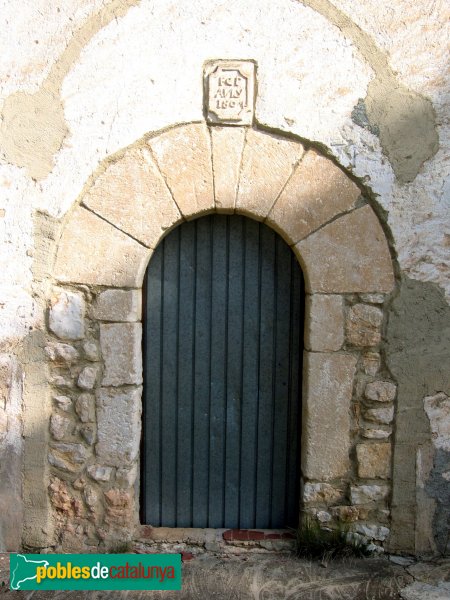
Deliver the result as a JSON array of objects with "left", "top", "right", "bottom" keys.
[{"left": 10, "top": 554, "right": 50, "bottom": 590}]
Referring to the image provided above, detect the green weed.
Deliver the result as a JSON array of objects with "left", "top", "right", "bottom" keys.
[{"left": 293, "top": 515, "right": 372, "bottom": 561}]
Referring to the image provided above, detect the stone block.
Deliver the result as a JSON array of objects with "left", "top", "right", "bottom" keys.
[
  {"left": 50, "top": 414, "right": 71, "bottom": 440},
  {"left": 211, "top": 126, "right": 246, "bottom": 212},
  {"left": 54, "top": 207, "right": 150, "bottom": 287},
  {"left": 362, "top": 352, "right": 381, "bottom": 376},
  {"left": 45, "top": 343, "right": 79, "bottom": 364},
  {"left": 350, "top": 484, "right": 389, "bottom": 505},
  {"left": 80, "top": 425, "right": 96, "bottom": 445},
  {"left": 389, "top": 499, "right": 416, "bottom": 553},
  {"left": 302, "top": 352, "right": 357, "bottom": 480},
  {"left": 77, "top": 366, "right": 100, "bottom": 390},
  {"left": 75, "top": 393, "right": 95, "bottom": 423},
  {"left": 83, "top": 147, "right": 181, "bottom": 249},
  {"left": 49, "top": 374, "right": 74, "bottom": 389},
  {"left": 359, "top": 293, "right": 385, "bottom": 304},
  {"left": 96, "top": 387, "right": 142, "bottom": 466},
  {"left": 92, "top": 289, "right": 141, "bottom": 322},
  {"left": 302, "top": 482, "right": 343, "bottom": 504},
  {"left": 314, "top": 510, "right": 332, "bottom": 523},
  {"left": 100, "top": 323, "right": 142, "bottom": 386},
  {"left": 83, "top": 485, "right": 99, "bottom": 512},
  {"left": 205, "top": 60, "right": 255, "bottom": 125},
  {"left": 83, "top": 341, "right": 100, "bottom": 362},
  {"left": 87, "top": 464, "right": 112, "bottom": 482},
  {"left": 236, "top": 130, "right": 303, "bottom": 220},
  {"left": 49, "top": 289, "right": 85, "bottom": 340},
  {"left": 365, "top": 406, "right": 394, "bottom": 424},
  {"left": 267, "top": 150, "right": 360, "bottom": 244},
  {"left": 362, "top": 428, "right": 391, "bottom": 440},
  {"left": 48, "top": 443, "right": 88, "bottom": 473},
  {"left": 305, "top": 294, "right": 344, "bottom": 351},
  {"left": 365, "top": 381, "right": 397, "bottom": 402},
  {"left": 331, "top": 506, "right": 363, "bottom": 522},
  {"left": 295, "top": 206, "right": 395, "bottom": 293},
  {"left": 72, "top": 477, "right": 85, "bottom": 491},
  {"left": 48, "top": 477, "right": 80, "bottom": 516},
  {"left": 104, "top": 488, "right": 134, "bottom": 526},
  {"left": 355, "top": 523, "right": 390, "bottom": 541},
  {"left": 346, "top": 303, "right": 383, "bottom": 347},
  {"left": 53, "top": 395, "right": 72, "bottom": 411},
  {"left": 148, "top": 123, "right": 214, "bottom": 219},
  {"left": 357, "top": 443, "right": 391, "bottom": 479}
]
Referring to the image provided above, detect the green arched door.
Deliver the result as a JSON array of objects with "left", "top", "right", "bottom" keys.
[{"left": 142, "top": 214, "right": 304, "bottom": 528}]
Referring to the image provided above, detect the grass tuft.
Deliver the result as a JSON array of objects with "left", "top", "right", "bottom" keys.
[
  {"left": 293, "top": 516, "right": 372, "bottom": 561},
  {"left": 107, "top": 541, "right": 134, "bottom": 554}
]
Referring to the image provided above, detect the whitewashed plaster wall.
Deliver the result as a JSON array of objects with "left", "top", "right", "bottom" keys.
[
  {"left": 0, "top": 0, "right": 449, "bottom": 552},
  {"left": 0, "top": 0, "right": 448, "bottom": 341}
]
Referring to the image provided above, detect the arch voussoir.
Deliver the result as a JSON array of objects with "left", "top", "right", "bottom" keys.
[
  {"left": 147, "top": 123, "right": 215, "bottom": 220},
  {"left": 54, "top": 206, "right": 150, "bottom": 287},
  {"left": 82, "top": 146, "right": 182, "bottom": 250},
  {"left": 294, "top": 204, "right": 395, "bottom": 293},
  {"left": 235, "top": 129, "right": 304, "bottom": 220},
  {"left": 210, "top": 126, "right": 246, "bottom": 213},
  {"left": 266, "top": 149, "right": 360, "bottom": 245}
]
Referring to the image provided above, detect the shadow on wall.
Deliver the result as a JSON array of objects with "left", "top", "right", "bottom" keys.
[
  {"left": 426, "top": 448, "right": 450, "bottom": 554},
  {"left": 0, "top": 442, "right": 23, "bottom": 551},
  {"left": 0, "top": 354, "right": 24, "bottom": 552},
  {"left": 386, "top": 276, "right": 450, "bottom": 556}
]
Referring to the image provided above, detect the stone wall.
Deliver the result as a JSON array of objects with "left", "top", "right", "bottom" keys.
[
  {"left": 45, "top": 287, "right": 141, "bottom": 551},
  {"left": 44, "top": 277, "right": 397, "bottom": 554},
  {"left": 0, "top": 0, "right": 448, "bottom": 555},
  {"left": 33, "top": 124, "right": 395, "bottom": 552}
]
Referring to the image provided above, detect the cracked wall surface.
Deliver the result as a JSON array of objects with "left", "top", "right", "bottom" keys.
[{"left": 0, "top": 0, "right": 448, "bottom": 554}]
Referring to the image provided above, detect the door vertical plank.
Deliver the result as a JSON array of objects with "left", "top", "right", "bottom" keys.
[
  {"left": 239, "top": 218, "right": 260, "bottom": 528},
  {"left": 160, "top": 229, "right": 179, "bottom": 527},
  {"left": 208, "top": 215, "right": 228, "bottom": 527},
  {"left": 224, "top": 216, "right": 244, "bottom": 527},
  {"left": 176, "top": 221, "right": 196, "bottom": 526},
  {"left": 285, "top": 252, "right": 302, "bottom": 526},
  {"left": 271, "top": 237, "right": 292, "bottom": 527},
  {"left": 192, "top": 218, "right": 212, "bottom": 527},
  {"left": 255, "top": 226, "right": 276, "bottom": 528},
  {"left": 143, "top": 242, "right": 163, "bottom": 525}
]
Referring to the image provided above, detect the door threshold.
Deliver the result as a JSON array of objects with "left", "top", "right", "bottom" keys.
[{"left": 135, "top": 526, "right": 295, "bottom": 556}]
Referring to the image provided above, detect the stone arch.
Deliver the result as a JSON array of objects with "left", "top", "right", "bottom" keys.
[{"left": 45, "top": 122, "right": 395, "bottom": 550}]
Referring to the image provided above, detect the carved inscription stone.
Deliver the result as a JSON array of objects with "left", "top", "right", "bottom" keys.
[{"left": 205, "top": 60, "right": 255, "bottom": 125}]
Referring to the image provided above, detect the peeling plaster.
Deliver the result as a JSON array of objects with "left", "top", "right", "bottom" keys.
[
  {"left": 0, "top": 0, "right": 140, "bottom": 180},
  {"left": 298, "top": 0, "right": 439, "bottom": 183}
]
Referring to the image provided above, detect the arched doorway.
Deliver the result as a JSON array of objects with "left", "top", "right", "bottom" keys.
[
  {"left": 141, "top": 214, "right": 304, "bottom": 528},
  {"left": 38, "top": 123, "right": 395, "bottom": 552}
]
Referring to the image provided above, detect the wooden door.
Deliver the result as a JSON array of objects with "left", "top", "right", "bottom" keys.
[{"left": 142, "top": 214, "right": 303, "bottom": 528}]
